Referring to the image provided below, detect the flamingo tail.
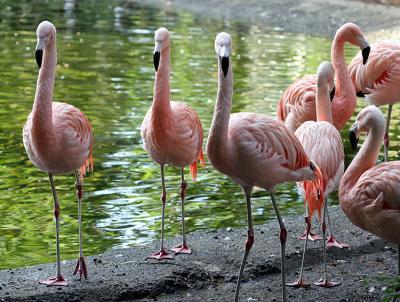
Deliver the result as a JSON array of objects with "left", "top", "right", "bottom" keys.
[
  {"left": 303, "top": 163, "right": 325, "bottom": 221},
  {"left": 190, "top": 149, "right": 205, "bottom": 181}
]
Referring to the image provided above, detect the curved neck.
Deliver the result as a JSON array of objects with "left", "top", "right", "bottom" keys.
[
  {"left": 316, "top": 85, "right": 333, "bottom": 123},
  {"left": 207, "top": 57, "right": 233, "bottom": 158},
  {"left": 331, "top": 35, "right": 356, "bottom": 129},
  {"left": 152, "top": 46, "right": 172, "bottom": 116},
  {"left": 341, "top": 124, "right": 384, "bottom": 193},
  {"left": 32, "top": 39, "right": 57, "bottom": 139}
]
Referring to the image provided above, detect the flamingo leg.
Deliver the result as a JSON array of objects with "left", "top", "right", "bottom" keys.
[
  {"left": 287, "top": 215, "right": 311, "bottom": 288},
  {"left": 148, "top": 165, "right": 173, "bottom": 260},
  {"left": 270, "top": 192, "right": 287, "bottom": 302},
  {"left": 315, "top": 199, "right": 340, "bottom": 287},
  {"left": 73, "top": 172, "right": 88, "bottom": 280},
  {"left": 325, "top": 199, "right": 350, "bottom": 249},
  {"left": 384, "top": 104, "right": 392, "bottom": 162},
  {"left": 298, "top": 203, "right": 322, "bottom": 241},
  {"left": 39, "top": 174, "right": 67, "bottom": 286},
  {"left": 234, "top": 190, "right": 254, "bottom": 302},
  {"left": 171, "top": 168, "right": 191, "bottom": 254}
]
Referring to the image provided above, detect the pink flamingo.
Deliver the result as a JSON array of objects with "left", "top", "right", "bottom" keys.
[
  {"left": 277, "top": 23, "right": 370, "bottom": 132},
  {"left": 23, "top": 21, "right": 93, "bottom": 286},
  {"left": 348, "top": 41, "right": 400, "bottom": 162},
  {"left": 141, "top": 27, "right": 204, "bottom": 260},
  {"left": 207, "top": 32, "right": 324, "bottom": 302},
  {"left": 277, "top": 23, "right": 370, "bottom": 245},
  {"left": 340, "top": 105, "right": 400, "bottom": 276},
  {"left": 287, "top": 62, "right": 345, "bottom": 289}
]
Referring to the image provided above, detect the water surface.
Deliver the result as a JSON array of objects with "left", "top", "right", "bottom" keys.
[{"left": 0, "top": 0, "right": 396, "bottom": 269}]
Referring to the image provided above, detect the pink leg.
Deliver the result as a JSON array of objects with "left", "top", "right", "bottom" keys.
[
  {"left": 73, "top": 173, "right": 88, "bottom": 280},
  {"left": 234, "top": 190, "right": 254, "bottom": 302},
  {"left": 315, "top": 200, "right": 340, "bottom": 287},
  {"left": 325, "top": 200, "right": 350, "bottom": 249},
  {"left": 148, "top": 165, "right": 173, "bottom": 260},
  {"left": 171, "top": 169, "right": 191, "bottom": 254},
  {"left": 287, "top": 216, "right": 311, "bottom": 288},
  {"left": 298, "top": 203, "right": 322, "bottom": 241},
  {"left": 39, "top": 174, "right": 67, "bottom": 286}
]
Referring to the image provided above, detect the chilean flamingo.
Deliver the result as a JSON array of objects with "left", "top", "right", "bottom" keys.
[
  {"left": 277, "top": 23, "right": 370, "bottom": 132},
  {"left": 340, "top": 105, "right": 400, "bottom": 277},
  {"left": 277, "top": 23, "right": 370, "bottom": 245},
  {"left": 23, "top": 21, "right": 93, "bottom": 285},
  {"left": 287, "top": 62, "right": 345, "bottom": 289},
  {"left": 207, "top": 32, "right": 324, "bottom": 302},
  {"left": 141, "top": 27, "right": 204, "bottom": 260},
  {"left": 348, "top": 41, "right": 400, "bottom": 162}
]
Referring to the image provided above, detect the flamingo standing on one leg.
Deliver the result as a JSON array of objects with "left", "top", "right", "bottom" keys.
[
  {"left": 276, "top": 23, "right": 370, "bottom": 246},
  {"left": 348, "top": 41, "right": 400, "bottom": 162},
  {"left": 207, "top": 32, "right": 324, "bottom": 302},
  {"left": 141, "top": 27, "right": 204, "bottom": 260},
  {"left": 23, "top": 21, "right": 93, "bottom": 285},
  {"left": 340, "top": 105, "right": 400, "bottom": 278},
  {"left": 287, "top": 62, "right": 344, "bottom": 289}
]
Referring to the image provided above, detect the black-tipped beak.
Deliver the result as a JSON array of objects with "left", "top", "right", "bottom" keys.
[
  {"left": 362, "top": 46, "right": 370, "bottom": 65},
  {"left": 349, "top": 130, "right": 359, "bottom": 151},
  {"left": 221, "top": 56, "right": 229, "bottom": 77},
  {"left": 35, "top": 49, "right": 43, "bottom": 68},
  {"left": 330, "top": 86, "right": 335, "bottom": 102},
  {"left": 153, "top": 51, "right": 160, "bottom": 72}
]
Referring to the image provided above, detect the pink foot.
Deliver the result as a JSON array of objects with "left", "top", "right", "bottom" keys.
[
  {"left": 298, "top": 230, "right": 322, "bottom": 241},
  {"left": 171, "top": 242, "right": 192, "bottom": 255},
  {"left": 39, "top": 275, "right": 68, "bottom": 286},
  {"left": 327, "top": 235, "right": 350, "bottom": 249},
  {"left": 73, "top": 256, "right": 88, "bottom": 280},
  {"left": 314, "top": 277, "right": 340, "bottom": 287},
  {"left": 286, "top": 278, "right": 311, "bottom": 288},
  {"left": 148, "top": 248, "right": 174, "bottom": 260}
]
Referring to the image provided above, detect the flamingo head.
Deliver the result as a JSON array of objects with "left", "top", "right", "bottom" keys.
[
  {"left": 349, "top": 105, "right": 385, "bottom": 151},
  {"left": 35, "top": 21, "right": 56, "bottom": 68},
  {"left": 153, "top": 27, "right": 170, "bottom": 72},
  {"left": 337, "top": 23, "right": 370, "bottom": 64},
  {"left": 215, "top": 32, "right": 232, "bottom": 77},
  {"left": 316, "top": 61, "right": 335, "bottom": 101}
]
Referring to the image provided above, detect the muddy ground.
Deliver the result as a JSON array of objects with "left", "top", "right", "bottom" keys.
[
  {"left": 0, "top": 207, "right": 398, "bottom": 302},
  {"left": 2, "top": 0, "right": 400, "bottom": 301}
]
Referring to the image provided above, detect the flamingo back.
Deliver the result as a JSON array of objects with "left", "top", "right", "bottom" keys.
[{"left": 348, "top": 41, "right": 400, "bottom": 106}]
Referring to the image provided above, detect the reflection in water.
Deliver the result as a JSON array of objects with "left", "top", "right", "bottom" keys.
[{"left": 0, "top": 0, "right": 394, "bottom": 269}]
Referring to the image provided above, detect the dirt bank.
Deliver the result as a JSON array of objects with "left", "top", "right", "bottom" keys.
[{"left": 0, "top": 207, "right": 397, "bottom": 301}]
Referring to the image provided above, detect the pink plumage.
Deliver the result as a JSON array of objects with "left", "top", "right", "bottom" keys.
[{"left": 277, "top": 23, "right": 370, "bottom": 132}]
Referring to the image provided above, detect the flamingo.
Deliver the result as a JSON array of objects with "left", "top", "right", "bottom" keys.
[
  {"left": 340, "top": 105, "right": 400, "bottom": 277},
  {"left": 287, "top": 62, "right": 345, "bottom": 289},
  {"left": 276, "top": 23, "right": 370, "bottom": 245},
  {"left": 277, "top": 23, "right": 370, "bottom": 132},
  {"left": 23, "top": 21, "right": 93, "bottom": 286},
  {"left": 348, "top": 41, "right": 400, "bottom": 162},
  {"left": 207, "top": 32, "right": 324, "bottom": 302},
  {"left": 141, "top": 27, "right": 204, "bottom": 260}
]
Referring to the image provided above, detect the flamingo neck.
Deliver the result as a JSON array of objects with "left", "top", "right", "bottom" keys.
[
  {"left": 331, "top": 36, "right": 356, "bottom": 129},
  {"left": 152, "top": 46, "right": 172, "bottom": 118},
  {"left": 207, "top": 57, "right": 232, "bottom": 161},
  {"left": 341, "top": 123, "right": 384, "bottom": 193},
  {"left": 316, "top": 85, "right": 333, "bottom": 124},
  {"left": 32, "top": 39, "right": 56, "bottom": 140}
]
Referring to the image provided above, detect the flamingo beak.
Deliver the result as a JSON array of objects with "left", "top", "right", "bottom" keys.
[
  {"left": 35, "top": 40, "right": 44, "bottom": 68},
  {"left": 349, "top": 122, "right": 360, "bottom": 151},
  {"left": 153, "top": 41, "right": 162, "bottom": 72},
  {"left": 330, "top": 86, "right": 336, "bottom": 102},
  {"left": 362, "top": 46, "right": 370, "bottom": 65},
  {"left": 219, "top": 45, "right": 230, "bottom": 77}
]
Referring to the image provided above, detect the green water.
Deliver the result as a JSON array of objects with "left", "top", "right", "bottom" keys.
[{"left": 0, "top": 0, "right": 396, "bottom": 269}]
